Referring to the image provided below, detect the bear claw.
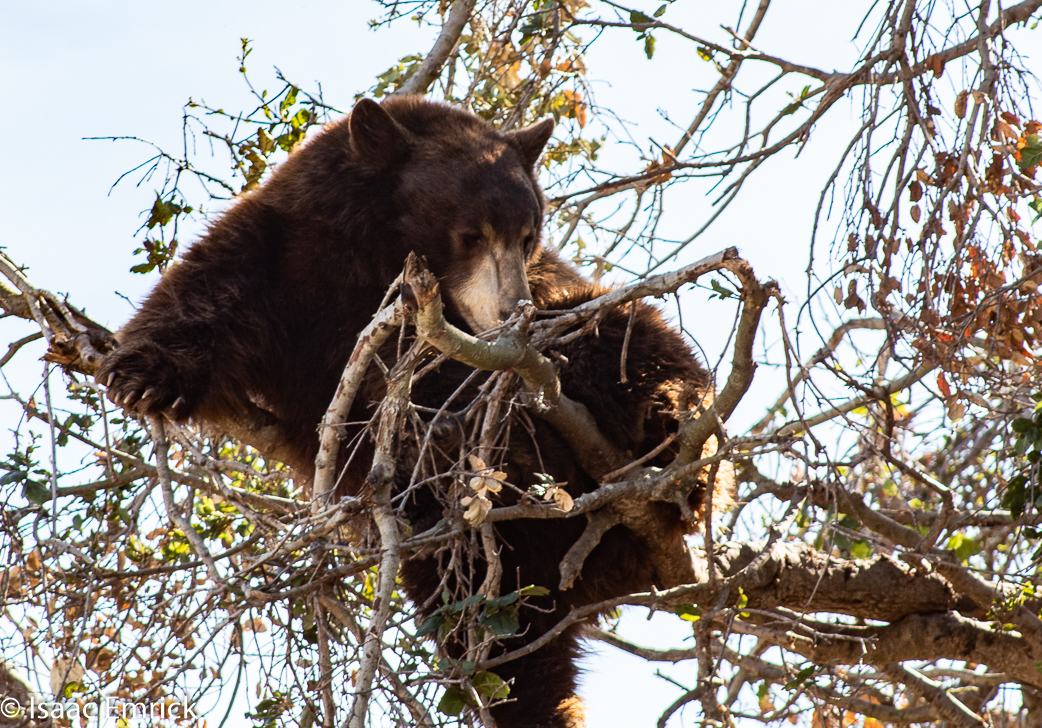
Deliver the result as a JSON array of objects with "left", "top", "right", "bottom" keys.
[
  {"left": 95, "top": 355, "right": 193, "bottom": 418},
  {"left": 122, "top": 390, "right": 142, "bottom": 408}
]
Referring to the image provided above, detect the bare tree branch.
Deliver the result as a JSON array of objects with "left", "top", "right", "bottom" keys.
[
  {"left": 880, "top": 663, "right": 985, "bottom": 728},
  {"left": 347, "top": 347, "right": 414, "bottom": 728},
  {"left": 313, "top": 278, "right": 406, "bottom": 508},
  {"left": 395, "top": 0, "right": 478, "bottom": 96}
]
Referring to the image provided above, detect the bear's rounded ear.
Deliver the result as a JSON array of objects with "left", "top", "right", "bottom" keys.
[
  {"left": 349, "top": 98, "right": 412, "bottom": 164},
  {"left": 506, "top": 118, "right": 555, "bottom": 169}
]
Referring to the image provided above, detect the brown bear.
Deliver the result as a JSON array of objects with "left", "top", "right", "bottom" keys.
[{"left": 97, "top": 96, "right": 713, "bottom": 728}]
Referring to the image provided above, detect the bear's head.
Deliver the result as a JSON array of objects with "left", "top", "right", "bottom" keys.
[{"left": 347, "top": 97, "right": 554, "bottom": 333}]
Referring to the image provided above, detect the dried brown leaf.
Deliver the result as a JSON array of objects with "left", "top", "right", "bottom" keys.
[{"left": 954, "top": 90, "right": 968, "bottom": 119}]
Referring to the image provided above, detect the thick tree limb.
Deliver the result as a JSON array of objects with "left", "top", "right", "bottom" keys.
[
  {"left": 733, "top": 611, "right": 1042, "bottom": 689},
  {"left": 708, "top": 540, "right": 977, "bottom": 619},
  {"left": 394, "top": 0, "right": 477, "bottom": 96},
  {"left": 806, "top": 693, "right": 939, "bottom": 724},
  {"left": 0, "top": 280, "right": 33, "bottom": 320},
  {"left": 0, "top": 253, "right": 115, "bottom": 371},
  {"left": 932, "top": 560, "right": 1042, "bottom": 656},
  {"left": 479, "top": 539, "right": 1003, "bottom": 674}
]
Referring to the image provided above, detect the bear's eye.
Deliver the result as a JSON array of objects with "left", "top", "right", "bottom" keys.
[
  {"left": 522, "top": 232, "right": 536, "bottom": 252},
  {"left": 461, "top": 232, "right": 482, "bottom": 248}
]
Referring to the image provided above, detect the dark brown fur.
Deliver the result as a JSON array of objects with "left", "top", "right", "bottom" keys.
[{"left": 97, "top": 97, "right": 711, "bottom": 728}]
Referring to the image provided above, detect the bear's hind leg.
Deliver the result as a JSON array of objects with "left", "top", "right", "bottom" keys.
[{"left": 489, "top": 625, "right": 586, "bottom": 728}]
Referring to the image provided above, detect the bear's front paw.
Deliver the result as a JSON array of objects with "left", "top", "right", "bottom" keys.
[{"left": 95, "top": 341, "right": 196, "bottom": 421}]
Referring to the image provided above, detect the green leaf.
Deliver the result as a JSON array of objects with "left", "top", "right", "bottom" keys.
[
  {"left": 709, "top": 279, "right": 735, "bottom": 299},
  {"left": 518, "top": 585, "right": 550, "bottom": 597},
  {"left": 784, "top": 665, "right": 815, "bottom": 691},
  {"left": 653, "top": 4, "right": 667, "bottom": 16},
  {"left": 473, "top": 671, "right": 510, "bottom": 701},
  {"left": 849, "top": 540, "right": 873, "bottom": 559},
  {"left": 290, "top": 108, "right": 311, "bottom": 130},
  {"left": 780, "top": 86, "right": 813, "bottom": 117},
  {"left": 1029, "top": 197, "right": 1042, "bottom": 223},
  {"left": 146, "top": 193, "right": 182, "bottom": 230},
  {"left": 279, "top": 86, "right": 299, "bottom": 118},
  {"left": 629, "top": 10, "right": 653, "bottom": 24},
  {"left": 258, "top": 129, "right": 276, "bottom": 154},
  {"left": 674, "top": 604, "right": 701, "bottom": 622},
  {"left": 438, "top": 687, "right": 468, "bottom": 716},
  {"left": 644, "top": 34, "right": 656, "bottom": 59},
  {"left": 947, "top": 533, "right": 982, "bottom": 563},
  {"left": 447, "top": 593, "right": 485, "bottom": 613},
  {"left": 482, "top": 609, "right": 519, "bottom": 636},
  {"left": 275, "top": 133, "right": 298, "bottom": 153},
  {"left": 1013, "top": 417, "right": 1035, "bottom": 433},
  {"left": 23, "top": 481, "right": 50, "bottom": 505},
  {"left": 1019, "top": 134, "right": 1042, "bottom": 170},
  {"left": 62, "top": 681, "right": 85, "bottom": 699},
  {"left": 0, "top": 470, "right": 27, "bottom": 485},
  {"left": 485, "top": 592, "right": 519, "bottom": 608},
  {"left": 130, "top": 262, "right": 157, "bottom": 275},
  {"left": 1007, "top": 476, "right": 1030, "bottom": 518}
]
